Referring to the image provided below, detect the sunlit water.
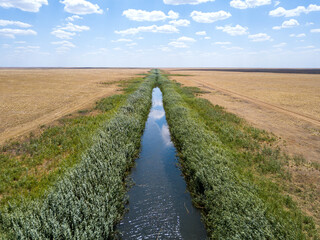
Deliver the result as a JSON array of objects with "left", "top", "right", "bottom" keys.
[{"left": 117, "top": 88, "right": 207, "bottom": 239}]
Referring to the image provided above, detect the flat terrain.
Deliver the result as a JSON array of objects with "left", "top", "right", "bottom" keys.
[
  {"left": 164, "top": 69, "right": 320, "bottom": 226},
  {"left": 0, "top": 68, "right": 149, "bottom": 144},
  {"left": 165, "top": 69, "right": 320, "bottom": 163},
  {"left": 174, "top": 68, "right": 320, "bottom": 74}
]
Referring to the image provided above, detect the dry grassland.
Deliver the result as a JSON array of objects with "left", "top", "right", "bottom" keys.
[
  {"left": 164, "top": 69, "right": 320, "bottom": 227},
  {"left": 165, "top": 69, "right": 320, "bottom": 162},
  {"left": 169, "top": 70, "right": 320, "bottom": 120},
  {"left": 0, "top": 68, "right": 149, "bottom": 144}
]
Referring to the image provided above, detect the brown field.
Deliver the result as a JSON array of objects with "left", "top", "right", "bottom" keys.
[
  {"left": 164, "top": 69, "right": 320, "bottom": 163},
  {"left": 164, "top": 68, "right": 320, "bottom": 225},
  {"left": 0, "top": 68, "right": 319, "bottom": 232},
  {"left": 0, "top": 68, "right": 149, "bottom": 144}
]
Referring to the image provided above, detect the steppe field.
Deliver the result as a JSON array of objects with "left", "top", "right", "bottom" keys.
[
  {"left": 0, "top": 68, "right": 149, "bottom": 144},
  {"left": 165, "top": 68, "right": 320, "bottom": 163},
  {"left": 1, "top": 68, "right": 319, "bottom": 239},
  {"left": 164, "top": 68, "right": 320, "bottom": 227}
]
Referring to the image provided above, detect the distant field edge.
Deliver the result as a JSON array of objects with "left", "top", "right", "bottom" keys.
[
  {"left": 1, "top": 68, "right": 320, "bottom": 74},
  {"left": 168, "top": 68, "right": 320, "bottom": 74},
  {"left": 0, "top": 74, "right": 156, "bottom": 239},
  {"left": 159, "top": 71, "right": 319, "bottom": 239}
]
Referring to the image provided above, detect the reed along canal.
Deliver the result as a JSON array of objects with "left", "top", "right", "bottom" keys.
[{"left": 117, "top": 87, "right": 207, "bottom": 239}]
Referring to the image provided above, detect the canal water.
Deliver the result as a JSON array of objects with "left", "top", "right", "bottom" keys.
[{"left": 117, "top": 88, "right": 207, "bottom": 239}]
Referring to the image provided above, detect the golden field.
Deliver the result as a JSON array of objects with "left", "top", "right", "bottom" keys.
[
  {"left": 0, "top": 68, "right": 149, "bottom": 144},
  {"left": 165, "top": 69, "right": 320, "bottom": 163},
  {"left": 164, "top": 68, "right": 320, "bottom": 226}
]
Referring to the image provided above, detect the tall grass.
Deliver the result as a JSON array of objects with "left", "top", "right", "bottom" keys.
[
  {"left": 0, "top": 78, "right": 143, "bottom": 208},
  {"left": 1, "top": 70, "right": 317, "bottom": 239},
  {"left": 158, "top": 73, "right": 317, "bottom": 239},
  {"left": 0, "top": 74, "right": 156, "bottom": 239}
]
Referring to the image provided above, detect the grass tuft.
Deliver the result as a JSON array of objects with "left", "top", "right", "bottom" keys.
[
  {"left": 0, "top": 75, "right": 156, "bottom": 239},
  {"left": 158, "top": 72, "right": 318, "bottom": 239}
]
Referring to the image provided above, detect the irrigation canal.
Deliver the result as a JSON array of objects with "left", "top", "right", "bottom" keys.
[{"left": 117, "top": 87, "right": 207, "bottom": 239}]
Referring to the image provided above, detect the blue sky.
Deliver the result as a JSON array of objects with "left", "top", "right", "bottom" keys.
[{"left": 0, "top": 0, "right": 319, "bottom": 67}]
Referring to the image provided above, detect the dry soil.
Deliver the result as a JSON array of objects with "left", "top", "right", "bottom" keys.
[{"left": 0, "top": 68, "right": 149, "bottom": 144}]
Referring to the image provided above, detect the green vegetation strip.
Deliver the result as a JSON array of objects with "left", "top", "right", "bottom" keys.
[
  {"left": 0, "top": 74, "right": 156, "bottom": 239},
  {"left": 158, "top": 73, "right": 317, "bottom": 239},
  {"left": 0, "top": 70, "right": 317, "bottom": 239},
  {"left": 0, "top": 78, "right": 143, "bottom": 208}
]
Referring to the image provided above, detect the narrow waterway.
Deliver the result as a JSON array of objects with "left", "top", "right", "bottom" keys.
[{"left": 117, "top": 87, "right": 207, "bottom": 239}]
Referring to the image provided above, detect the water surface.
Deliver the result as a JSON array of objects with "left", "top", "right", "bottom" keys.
[{"left": 117, "top": 88, "right": 207, "bottom": 239}]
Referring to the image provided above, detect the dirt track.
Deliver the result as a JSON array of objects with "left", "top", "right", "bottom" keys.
[
  {"left": 0, "top": 88, "right": 116, "bottom": 144},
  {"left": 165, "top": 68, "right": 320, "bottom": 226},
  {"left": 195, "top": 80, "right": 320, "bottom": 127},
  {"left": 165, "top": 69, "right": 320, "bottom": 164},
  {"left": 0, "top": 68, "right": 149, "bottom": 144}
]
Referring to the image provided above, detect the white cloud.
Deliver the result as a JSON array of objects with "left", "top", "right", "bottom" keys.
[
  {"left": 161, "top": 125, "right": 173, "bottom": 146},
  {"left": 169, "top": 19, "right": 190, "bottom": 27},
  {"left": 296, "top": 45, "right": 315, "bottom": 50},
  {"left": 169, "top": 36, "right": 196, "bottom": 48},
  {"left": 177, "top": 36, "right": 196, "bottom": 42},
  {"left": 123, "top": 9, "right": 178, "bottom": 22},
  {"left": 281, "top": 19, "right": 299, "bottom": 28},
  {"left": 51, "top": 40, "right": 76, "bottom": 48},
  {"left": 112, "top": 38, "right": 133, "bottom": 42},
  {"left": 84, "top": 47, "right": 108, "bottom": 56},
  {"left": 273, "top": 42, "right": 286, "bottom": 48},
  {"left": 214, "top": 41, "right": 231, "bottom": 45},
  {"left": 0, "top": 28, "right": 37, "bottom": 38},
  {"left": 196, "top": 31, "right": 206, "bottom": 35},
  {"left": 230, "top": 0, "right": 271, "bottom": 9},
  {"left": 15, "top": 45, "right": 40, "bottom": 53},
  {"left": 190, "top": 10, "right": 231, "bottom": 23},
  {"left": 273, "top": 19, "right": 299, "bottom": 30},
  {"left": 248, "top": 33, "right": 272, "bottom": 42},
  {"left": 204, "top": 36, "right": 211, "bottom": 40},
  {"left": 16, "top": 45, "right": 39, "bottom": 49},
  {"left": 311, "top": 29, "right": 320, "bottom": 33},
  {"left": 290, "top": 33, "right": 305, "bottom": 38},
  {"left": 160, "top": 46, "right": 171, "bottom": 52},
  {"left": 0, "top": 0, "right": 48, "bottom": 12},
  {"left": 269, "top": 4, "right": 320, "bottom": 17},
  {"left": 274, "top": 1, "right": 280, "bottom": 7},
  {"left": 149, "top": 109, "right": 165, "bottom": 120},
  {"left": 168, "top": 10, "right": 179, "bottom": 19},
  {"left": 60, "top": 22, "right": 90, "bottom": 32},
  {"left": 222, "top": 46, "right": 243, "bottom": 50},
  {"left": 272, "top": 26, "right": 281, "bottom": 30},
  {"left": 216, "top": 24, "right": 248, "bottom": 36},
  {"left": 66, "top": 15, "right": 83, "bottom": 22},
  {"left": 169, "top": 41, "right": 188, "bottom": 48},
  {"left": 51, "top": 29, "right": 76, "bottom": 39},
  {"left": 0, "top": 20, "right": 32, "bottom": 28},
  {"left": 2, "top": 43, "right": 10, "bottom": 48},
  {"left": 60, "top": 0, "right": 103, "bottom": 15},
  {"left": 56, "top": 46, "right": 71, "bottom": 53},
  {"left": 164, "top": 0, "right": 215, "bottom": 5},
  {"left": 51, "top": 22, "right": 89, "bottom": 39},
  {"left": 51, "top": 40, "right": 75, "bottom": 53},
  {"left": 115, "top": 24, "right": 179, "bottom": 35}
]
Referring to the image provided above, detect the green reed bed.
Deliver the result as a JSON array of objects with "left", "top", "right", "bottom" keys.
[
  {"left": 0, "top": 74, "right": 156, "bottom": 239},
  {"left": 158, "top": 73, "right": 317, "bottom": 239},
  {"left": 0, "top": 78, "right": 142, "bottom": 209}
]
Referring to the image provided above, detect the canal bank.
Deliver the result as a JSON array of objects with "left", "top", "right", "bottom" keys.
[{"left": 118, "top": 87, "right": 207, "bottom": 239}]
